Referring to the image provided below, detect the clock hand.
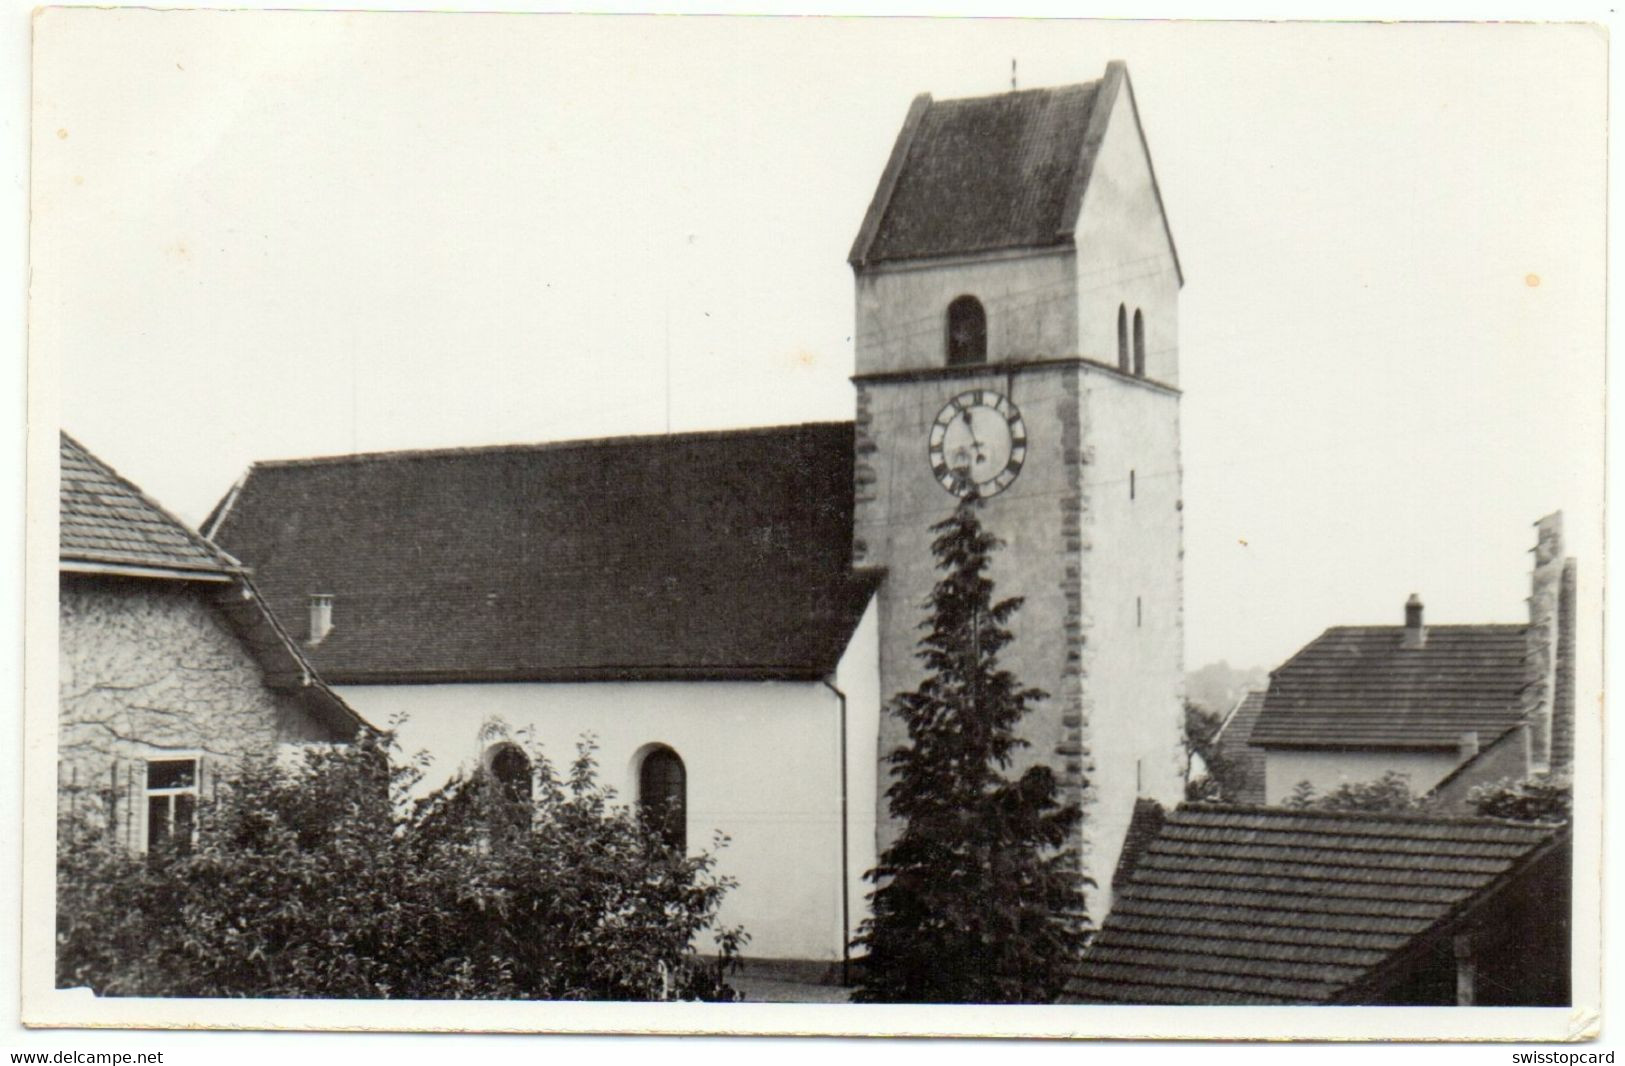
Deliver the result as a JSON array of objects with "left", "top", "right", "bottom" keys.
[
  {"left": 962, "top": 409, "right": 984, "bottom": 449},
  {"left": 963, "top": 410, "right": 988, "bottom": 464}
]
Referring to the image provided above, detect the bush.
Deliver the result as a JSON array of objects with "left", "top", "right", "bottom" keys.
[
  {"left": 57, "top": 729, "right": 745, "bottom": 1000},
  {"left": 1183, "top": 701, "right": 1231, "bottom": 802},
  {"left": 1466, "top": 775, "right": 1572, "bottom": 824},
  {"left": 1283, "top": 771, "right": 1418, "bottom": 813}
]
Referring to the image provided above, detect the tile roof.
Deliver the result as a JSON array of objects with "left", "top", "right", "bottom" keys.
[
  {"left": 1213, "top": 690, "right": 1267, "bottom": 804},
  {"left": 853, "top": 82, "right": 1103, "bottom": 266},
  {"left": 208, "top": 422, "right": 877, "bottom": 684},
  {"left": 1065, "top": 805, "right": 1566, "bottom": 1005},
  {"left": 1249, "top": 625, "right": 1529, "bottom": 750},
  {"left": 60, "top": 432, "right": 234, "bottom": 578},
  {"left": 60, "top": 433, "right": 371, "bottom": 737}
]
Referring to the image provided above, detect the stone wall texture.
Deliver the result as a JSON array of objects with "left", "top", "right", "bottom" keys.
[{"left": 58, "top": 574, "right": 339, "bottom": 850}]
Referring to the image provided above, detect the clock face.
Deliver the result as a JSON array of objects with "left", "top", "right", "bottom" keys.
[{"left": 927, "top": 390, "right": 1027, "bottom": 498}]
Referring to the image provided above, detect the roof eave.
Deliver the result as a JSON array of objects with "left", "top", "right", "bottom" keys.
[
  {"left": 298, "top": 665, "right": 841, "bottom": 687},
  {"left": 1330, "top": 827, "right": 1569, "bottom": 1004},
  {"left": 60, "top": 558, "right": 235, "bottom": 583},
  {"left": 855, "top": 236, "right": 1075, "bottom": 274},
  {"left": 848, "top": 92, "right": 932, "bottom": 270},
  {"left": 1248, "top": 738, "right": 1498, "bottom": 753}
]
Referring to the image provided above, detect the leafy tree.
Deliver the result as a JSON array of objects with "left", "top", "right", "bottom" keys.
[
  {"left": 57, "top": 728, "right": 745, "bottom": 1000},
  {"left": 1285, "top": 779, "right": 1318, "bottom": 809},
  {"left": 1183, "top": 700, "right": 1230, "bottom": 801},
  {"left": 1466, "top": 774, "right": 1572, "bottom": 824},
  {"left": 851, "top": 497, "right": 1086, "bottom": 1004},
  {"left": 1283, "top": 771, "right": 1418, "bottom": 813}
]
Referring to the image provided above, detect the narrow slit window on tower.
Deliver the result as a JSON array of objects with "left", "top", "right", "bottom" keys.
[
  {"left": 1132, "top": 309, "right": 1146, "bottom": 377},
  {"left": 946, "top": 295, "right": 987, "bottom": 366},
  {"left": 1130, "top": 469, "right": 1136, "bottom": 500},
  {"left": 1117, "top": 304, "right": 1129, "bottom": 372},
  {"left": 1136, "top": 596, "right": 1143, "bottom": 628}
]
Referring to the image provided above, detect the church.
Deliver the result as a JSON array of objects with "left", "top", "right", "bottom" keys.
[{"left": 205, "top": 60, "right": 1188, "bottom": 976}]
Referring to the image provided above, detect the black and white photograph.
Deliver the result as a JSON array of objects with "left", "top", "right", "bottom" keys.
[{"left": 19, "top": 9, "right": 1606, "bottom": 1042}]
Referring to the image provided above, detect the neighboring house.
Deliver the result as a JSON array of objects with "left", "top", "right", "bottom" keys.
[
  {"left": 59, "top": 433, "right": 368, "bottom": 852},
  {"left": 1247, "top": 514, "right": 1576, "bottom": 806},
  {"left": 1209, "top": 689, "right": 1266, "bottom": 804},
  {"left": 1066, "top": 804, "right": 1570, "bottom": 1006},
  {"left": 208, "top": 59, "right": 1193, "bottom": 968}
]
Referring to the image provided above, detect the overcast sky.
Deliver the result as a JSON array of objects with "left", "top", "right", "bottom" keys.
[{"left": 33, "top": 12, "right": 1605, "bottom": 675}]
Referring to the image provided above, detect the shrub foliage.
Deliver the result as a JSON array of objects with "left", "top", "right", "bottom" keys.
[
  {"left": 57, "top": 730, "right": 745, "bottom": 1000},
  {"left": 851, "top": 497, "right": 1087, "bottom": 1004},
  {"left": 1466, "top": 774, "right": 1572, "bottom": 824},
  {"left": 1183, "top": 700, "right": 1231, "bottom": 801},
  {"left": 1283, "top": 771, "right": 1419, "bottom": 813}
]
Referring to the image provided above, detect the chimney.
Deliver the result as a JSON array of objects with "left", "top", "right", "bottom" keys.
[
  {"left": 1402, "top": 594, "right": 1426, "bottom": 648},
  {"left": 308, "top": 593, "right": 334, "bottom": 646},
  {"left": 1458, "top": 731, "right": 1480, "bottom": 761},
  {"left": 1550, "top": 557, "right": 1577, "bottom": 775},
  {"left": 1523, "top": 513, "right": 1564, "bottom": 772}
]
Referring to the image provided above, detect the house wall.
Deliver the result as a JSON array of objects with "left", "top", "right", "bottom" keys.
[
  {"left": 1073, "top": 78, "right": 1181, "bottom": 386},
  {"left": 58, "top": 574, "right": 329, "bottom": 849},
  {"left": 1263, "top": 748, "right": 1463, "bottom": 806},
  {"left": 338, "top": 601, "right": 880, "bottom": 966},
  {"left": 1429, "top": 726, "right": 1534, "bottom": 814}
]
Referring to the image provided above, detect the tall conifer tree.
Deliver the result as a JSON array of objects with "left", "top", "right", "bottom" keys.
[{"left": 852, "top": 496, "right": 1087, "bottom": 1003}]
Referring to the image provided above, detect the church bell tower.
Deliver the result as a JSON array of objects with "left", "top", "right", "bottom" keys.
[{"left": 848, "top": 61, "right": 1186, "bottom": 923}]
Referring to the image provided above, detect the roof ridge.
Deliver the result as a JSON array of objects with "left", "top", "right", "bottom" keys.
[
  {"left": 61, "top": 431, "right": 237, "bottom": 574},
  {"left": 1175, "top": 801, "right": 1564, "bottom": 833},
  {"left": 243, "top": 420, "right": 856, "bottom": 471},
  {"left": 931, "top": 80, "right": 1100, "bottom": 107},
  {"left": 1320, "top": 623, "right": 1526, "bottom": 632}
]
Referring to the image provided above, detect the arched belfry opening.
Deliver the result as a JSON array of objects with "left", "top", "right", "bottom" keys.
[
  {"left": 1117, "top": 304, "right": 1130, "bottom": 371},
  {"left": 1132, "top": 309, "right": 1147, "bottom": 377},
  {"left": 946, "top": 295, "right": 987, "bottom": 366},
  {"left": 638, "top": 745, "right": 687, "bottom": 851}
]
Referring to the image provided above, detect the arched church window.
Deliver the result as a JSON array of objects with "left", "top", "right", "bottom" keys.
[
  {"left": 946, "top": 296, "right": 987, "bottom": 366},
  {"left": 639, "top": 746, "right": 687, "bottom": 851},
  {"left": 1132, "top": 309, "right": 1146, "bottom": 377},
  {"left": 486, "top": 742, "right": 532, "bottom": 806},
  {"left": 1117, "top": 304, "right": 1130, "bottom": 372}
]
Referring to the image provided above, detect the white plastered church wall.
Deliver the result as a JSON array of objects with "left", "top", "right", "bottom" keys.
[{"left": 337, "top": 596, "right": 880, "bottom": 966}]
